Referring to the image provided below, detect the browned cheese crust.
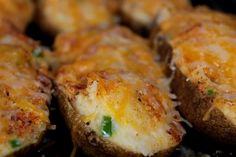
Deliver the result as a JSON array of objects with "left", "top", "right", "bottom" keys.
[
  {"left": 151, "top": 9, "right": 236, "bottom": 143},
  {"left": 54, "top": 26, "right": 185, "bottom": 156},
  {"left": 0, "top": 24, "right": 52, "bottom": 157},
  {"left": 0, "top": 0, "right": 34, "bottom": 32},
  {"left": 120, "top": 0, "right": 191, "bottom": 32},
  {"left": 35, "top": 0, "right": 119, "bottom": 35}
]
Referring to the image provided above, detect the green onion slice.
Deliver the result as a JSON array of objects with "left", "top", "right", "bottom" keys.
[
  {"left": 32, "top": 48, "right": 43, "bottom": 58},
  {"left": 9, "top": 139, "right": 21, "bottom": 148},
  {"left": 207, "top": 88, "right": 216, "bottom": 96},
  {"left": 101, "top": 116, "right": 113, "bottom": 137}
]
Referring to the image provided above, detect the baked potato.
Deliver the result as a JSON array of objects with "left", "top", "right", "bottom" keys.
[
  {"left": 151, "top": 6, "right": 236, "bottom": 76},
  {"left": 120, "top": 0, "right": 191, "bottom": 32},
  {"left": 151, "top": 6, "right": 236, "bottom": 51},
  {"left": 54, "top": 26, "right": 185, "bottom": 156},
  {"left": 35, "top": 0, "right": 119, "bottom": 35},
  {"left": 153, "top": 21, "right": 236, "bottom": 144},
  {"left": 0, "top": 0, "right": 34, "bottom": 32},
  {"left": 0, "top": 20, "right": 52, "bottom": 156},
  {"left": 0, "top": 24, "right": 52, "bottom": 76},
  {"left": 0, "top": 44, "right": 52, "bottom": 157}
]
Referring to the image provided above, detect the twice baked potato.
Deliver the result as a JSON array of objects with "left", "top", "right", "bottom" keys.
[
  {"left": 120, "top": 0, "right": 191, "bottom": 31},
  {"left": 0, "top": 20, "right": 52, "bottom": 156},
  {"left": 0, "top": 0, "right": 34, "bottom": 32},
  {"left": 55, "top": 26, "right": 185, "bottom": 156},
  {"left": 0, "top": 24, "right": 52, "bottom": 76},
  {"left": 35, "top": 0, "right": 119, "bottom": 35},
  {"left": 151, "top": 6, "right": 236, "bottom": 50},
  {"left": 151, "top": 6, "right": 236, "bottom": 74},
  {"left": 153, "top": 21, "right": 236, "bottom": 144},
  {"left": 0, "top": 44, "right": 52, "bottom": 157}
]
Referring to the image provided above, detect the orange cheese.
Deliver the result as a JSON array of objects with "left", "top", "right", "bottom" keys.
[
  {"left": 0, "top": 45, "right": 50, "bottom": 155},
  {"left": 39, "top": 0, "right": 116, "bottom": 33},
  {"left": 172, "top": 23, "right": 236, "bottom": 124},
  {"left": 55, "top": 27, "right": 185, "bottom": 155},
  {"left": 0, "top": 0, "right": 33, "bottom": 31}
]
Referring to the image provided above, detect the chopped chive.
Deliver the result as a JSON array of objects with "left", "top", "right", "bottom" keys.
[
  {"left": 101, "top": 116, "right": 113, "bottom": 137},
  {"left": 9, "top": 139, "right": 21, "bottom": 148},
  {"left": 32, "top": 48, "right": 43, "bottom": 58},
  {"left": 207, "top": 88, "right": 216, "bottom": 96}
]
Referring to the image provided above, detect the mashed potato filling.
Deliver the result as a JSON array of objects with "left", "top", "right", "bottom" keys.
[{"left": 75, "top": 76, "right": 180, "bottom": 156}]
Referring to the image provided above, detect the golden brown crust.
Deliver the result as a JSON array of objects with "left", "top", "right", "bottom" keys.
[
  {"left": 120, "top": 0, "right": 191, "bottom": 32},
  {"left": 0, "top": 0, "right": 34, "bottom": 32},
  {"left": 54, "top": 26, "right": 184, "bottom": 156},
  {"left": 0, "top": 46, "right": 51, "bottom": 156},
  {"left": 35, "top": 0, "right": 118, "bottom": 35},
  {"left": 0, "top": 32, "right": 51, "bottom": 156},
  {"left": 151, "top": 6, "right": 236, "bottom": 43}
]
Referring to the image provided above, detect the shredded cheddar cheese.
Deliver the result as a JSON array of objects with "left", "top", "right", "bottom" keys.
[
  {"left": 56, "top": 27, "right": 185, "bottom": 156},
  {"left": 0, "top": 0, "right": 33, "bottom": 31},
  {"left": 171, "top": 22, "right": 236, "bottom": 125},
  {"left": 38, "top": 0, "right": 116, "bottom": 33},
  {"left": 0, "top": 45, "right": 50, "bottom": 156},
  {"left": 159, "top": 6, "right": 236, "bottom": 41},
  {"left": 121, "top": 0, "right": 191, "bottom": 27}
]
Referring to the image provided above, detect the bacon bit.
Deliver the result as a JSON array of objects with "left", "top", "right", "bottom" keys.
[
  {"left": 137, "top": 84, "right": 166, "bottom": 119},
  {"left": 198, "top": 82, "right": 205, "bottom": 93},
  {"left": 70, "top": 76, "right": 88, "bottom": 95},
  {"left": 30, "top": 95, "right": 47, "bottom": 106},
  {"left": 86, "top": 72, "right": 119, "bottom": 96},
  {"left": 37, "top": 74, "right": 51, "bottom": 88},
  {"left": 167, "top": 121, "right": 185, "bottom": 143},
  {"left": 8, "top": 110, "right": 39, "bottom": 136}
]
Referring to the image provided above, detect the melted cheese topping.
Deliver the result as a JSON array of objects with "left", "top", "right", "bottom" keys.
[
  {"left": 171, "top": 23, "right": 236, "bottom": 125},
  {"left": 121, "top": 0, "right": 191, "bottom": 27},
  {"left": 0, "top": 0, "right": 33, "bottom": 31},
  {"left": 159, "top": 6, "right": 236, "bottom": 40},
  {"left": 55, "top": 27, "right": 167, "bottom": 90},
  {"left": 0, "top": 45, "right": 50, "bottom": 157},
  {"left": 39, "top": 0, "right": 116, "bottom": 33},
  {"left": 56, "top": 27, "right": 185, "bottom": 156},
  {"left": 0, "top": 26, "right": 37, "bottom": 52}
]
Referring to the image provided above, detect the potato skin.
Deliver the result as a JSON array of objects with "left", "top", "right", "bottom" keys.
[
  {"left": 5, "top": 132, "right": 46, "bottom": 157},
  {"left": 152, "top": 35, "right": 236, "bottom": 145},
  {"left": 172, "top": 68, "right": 236, "bottom": 144},
  {"left": 151, "top": 35, "right": 172, "bottom": 76},
  {"left": 56, "top": 86, "right": 176, "bottom": 157},
  {"left": 0, "top": 33, "right": 51, "bottom": 157},
  {"left": 54, "top": 26, "right": 185, "bottom": 156}
]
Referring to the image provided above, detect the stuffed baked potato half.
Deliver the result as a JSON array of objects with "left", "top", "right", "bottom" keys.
[
  {"left": 151, "top": 6, "right": 236, "bottom": 58},
  {"left": 120, "top": 0, "right": 191, "bottom": 32},
  {"left": 153, "top": 22, "right": 236, "bottom": 144},
  {"left": 54, "top": 26, "right": 185, "bottom": 157},
  {"left": 0, "top": 0, "right": 34, "bottom": 32},
  {"left": 35, "top": 0, "right": 119, "bottom": 35},
  {"left": 0, "top": 45, "right": 52, "bottom": 157},
  {"left": 0, "top": 23, "right": 52, "bottom": 157}
]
